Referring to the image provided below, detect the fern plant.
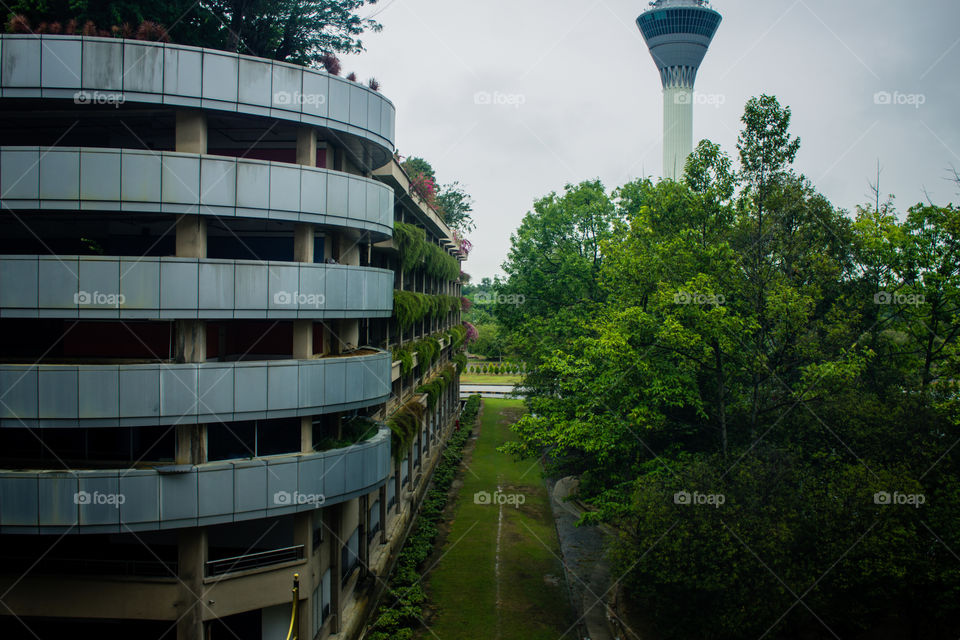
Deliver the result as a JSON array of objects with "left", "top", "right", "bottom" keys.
[
  {"left": 392, "top": 347, "right": 414, "bottom": 376},
  {"left": 394, "top": 221, "right": 427, "bottom": 273}
]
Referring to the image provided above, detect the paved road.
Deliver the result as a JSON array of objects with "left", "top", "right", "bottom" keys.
[{"left": 547, "top": 476, "right": 615, "bottom": 640}]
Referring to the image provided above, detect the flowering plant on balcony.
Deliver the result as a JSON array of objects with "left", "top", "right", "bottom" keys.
[
  {"left": 409, "top": 172, "right": 438, "bottom": 206},
  {"left": 461, "top": 296, "right": 472, "bottom": 311},
  {"left": 453, "top": 231, "right": 473, "bottom": 257}
]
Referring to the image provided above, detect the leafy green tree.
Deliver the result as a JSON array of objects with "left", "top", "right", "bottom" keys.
[
  {"left": 436, "top": 181, "right": 476, "bottom": 234},
  {"left": 206, "top": 0, "right": 381, "bottom": 63},
  {"left": 6, "top": 0, "right": 380, "bottom": 64},
  {"left": 400, "top": 156, "right": 435, "bottom": 182},
  {"left": 497, "top": 95, "right": 960, "bottom": 639}
]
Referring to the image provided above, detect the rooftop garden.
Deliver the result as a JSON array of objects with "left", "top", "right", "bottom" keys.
[{"left": 4, "top": 0, "right": 382, "bottom": 75}]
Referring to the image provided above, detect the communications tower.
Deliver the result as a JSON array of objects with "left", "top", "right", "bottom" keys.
[{"left": 637, "top": 0, "right": 722, "bottom": 179}]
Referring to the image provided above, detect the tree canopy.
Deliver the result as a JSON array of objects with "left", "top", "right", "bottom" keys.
[
  {"left": 6, "top": 0, "right": 381, "bottom": 64},
  {"left": 496, "top": 94, "right": 960, "bottom": 639}
]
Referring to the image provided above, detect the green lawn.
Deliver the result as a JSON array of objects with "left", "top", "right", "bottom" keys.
[
  {"left": 459, "top": 373, "right": 524, "bottom": 385},
  {"left": 421, "top": 399, "right": 574, "bottom": 639}
]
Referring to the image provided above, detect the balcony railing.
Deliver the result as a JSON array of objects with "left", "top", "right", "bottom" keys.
[{"left": 205, "top": 544, "right": 305, "bottom": 577}]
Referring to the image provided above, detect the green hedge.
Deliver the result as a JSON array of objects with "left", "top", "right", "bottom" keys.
[{"left": 366, "top": 395, "right": 481, "bottom": 640}]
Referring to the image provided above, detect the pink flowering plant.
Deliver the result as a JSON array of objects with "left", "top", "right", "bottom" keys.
[{"left": 463, "top": 321, "right": 479, "bottom": 344}]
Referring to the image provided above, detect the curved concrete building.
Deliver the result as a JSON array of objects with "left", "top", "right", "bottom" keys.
[
  {"left": 0, "top": 34, "right": 464, "bottom": 640},
  {"left": 637, "top": 0, "right": 722, "bottom": 179}
]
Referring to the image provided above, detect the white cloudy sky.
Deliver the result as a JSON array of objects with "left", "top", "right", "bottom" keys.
[{"left": 344, "top": 0, "right": 960, "bottom": 279}]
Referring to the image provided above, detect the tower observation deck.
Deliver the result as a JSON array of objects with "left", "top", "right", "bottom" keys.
[{"left": 637, "top": 0, "right": 722, "bottom": 178}]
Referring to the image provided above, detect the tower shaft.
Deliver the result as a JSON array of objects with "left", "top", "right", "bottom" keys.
[{"left": 663, "top": 87, "right": 694, "bottom": 180}]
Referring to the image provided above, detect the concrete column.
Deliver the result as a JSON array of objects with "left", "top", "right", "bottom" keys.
[
  {"left": 174, "top": 318, "right": 206, "bottom": 364},
  {"left": 329, "top": 503, "right": 343, "bottom": 634},
  {"left": 358, "top": 494, "right": 369, "bottom": 579},
  {"left": 301, "top": 416, "right": 313, "bottom": 454},
  {"left": 379, "top": 485, "right": 388, "bottom": 544},
  {"left": 291, "top": 514, "right": 313, "bottom": 640},
  {"left": 338, "top": 231, "right": 361, "bottom": 267},
  {"left": 176, "top": 528, "right": 207, "bottom": 640},
  {"left": 326, "top": 145, "right": 336, "bottom": 171},
  {"left": 175, "top": 424, "right": 207, "bottom": 465},
  {"left": 176, "top": 110, "right": 207, "bottom": 154},
  {"left": 293, "top": 320, "right": 313, "bottom": 359},
  {"left": 322, "top": 234, "right": 333, "bottom": 263},
  {"left": 408, "top": 441, "right": 415, "bottom": 479},
  {"left": 318, "top": 323, "right": 331, "bottom": 356},
  {"left": 296, "top": 127, "right": 317, "bottom": 167},
  {"left": 173, "top": 108, "right": 208, "bottom": 492},
  {"left": 294, "top": 512, "right": 313, "bottom": 555},
  {"left": 294, "top": 223, "right": 314, "bottom": 263},
  {"left": 335, "top": 319, "right": 359, "bottom": 352},
  {"left": 394, "top": 463, "right": 401, "bottom": 513},
  {"left": 175, "top": 214, "right": 207, "bottom": 259}
]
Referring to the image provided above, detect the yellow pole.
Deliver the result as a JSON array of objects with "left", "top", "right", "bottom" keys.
[{"left": 285, "top": 573, "right": 300, "bottom": 640}]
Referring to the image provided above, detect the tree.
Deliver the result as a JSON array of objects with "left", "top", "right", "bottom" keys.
[
  {"left": 497, "top": 95, "right": 960, "bottom": 639},
  {"left": 6, "top": 0, "right": 381, "bottom": 64},
  {"left": 401, "top": 157, "right": 435, "bottom": 182},
  {"left": 436, "top": 181, "right": 476, "bottom": 234}
]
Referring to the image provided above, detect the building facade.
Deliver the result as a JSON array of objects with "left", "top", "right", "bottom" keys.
[{"left": 0, "top": 33, "right": 464, "bottom": 640}]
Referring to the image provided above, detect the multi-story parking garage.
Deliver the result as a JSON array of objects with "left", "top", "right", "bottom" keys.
[{"left": 0, "top": 33, "right": 464, "bottom": 640}]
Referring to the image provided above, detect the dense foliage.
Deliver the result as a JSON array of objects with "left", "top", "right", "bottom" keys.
[
  {"left": 416, "top": 365, "right": 456, "bottom": 410},
  {"left": 367, "top": 394, "right": 481, "bottom": 640},
  {"left": 386, "top": 399, "right": 425, "bottom": 461},
  {"left": 462, "top": 277, "right": 514, "bottom": 359},
  {"left": 400, "top": 157, "right": 476, "bottom": 235},
  {"left": 392, "top": 291, "right": 460, "bottom": 330},
  {"left": 393, "top": 221, "right": 460, "bottom": 280},
  {"left": 392, "top": 327, "right": 469, "bottom": 376},
  {"left": 5, "top": 0, "right": 381, "bottom": 64},
  {"left": 496, "top": 95, "right": 960, "bottom": 639}
]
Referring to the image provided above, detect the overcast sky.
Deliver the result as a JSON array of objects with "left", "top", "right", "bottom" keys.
[{"left": 344, "top": 0, "right": 960, "bottom": 280}]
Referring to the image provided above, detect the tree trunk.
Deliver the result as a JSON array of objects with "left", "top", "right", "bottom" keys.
[
  {"left": 714, "top": 339, "right": 727, "bottom": 459},
  {"left": 227, "top": 0, "right": 246, "bottom": 52}
]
